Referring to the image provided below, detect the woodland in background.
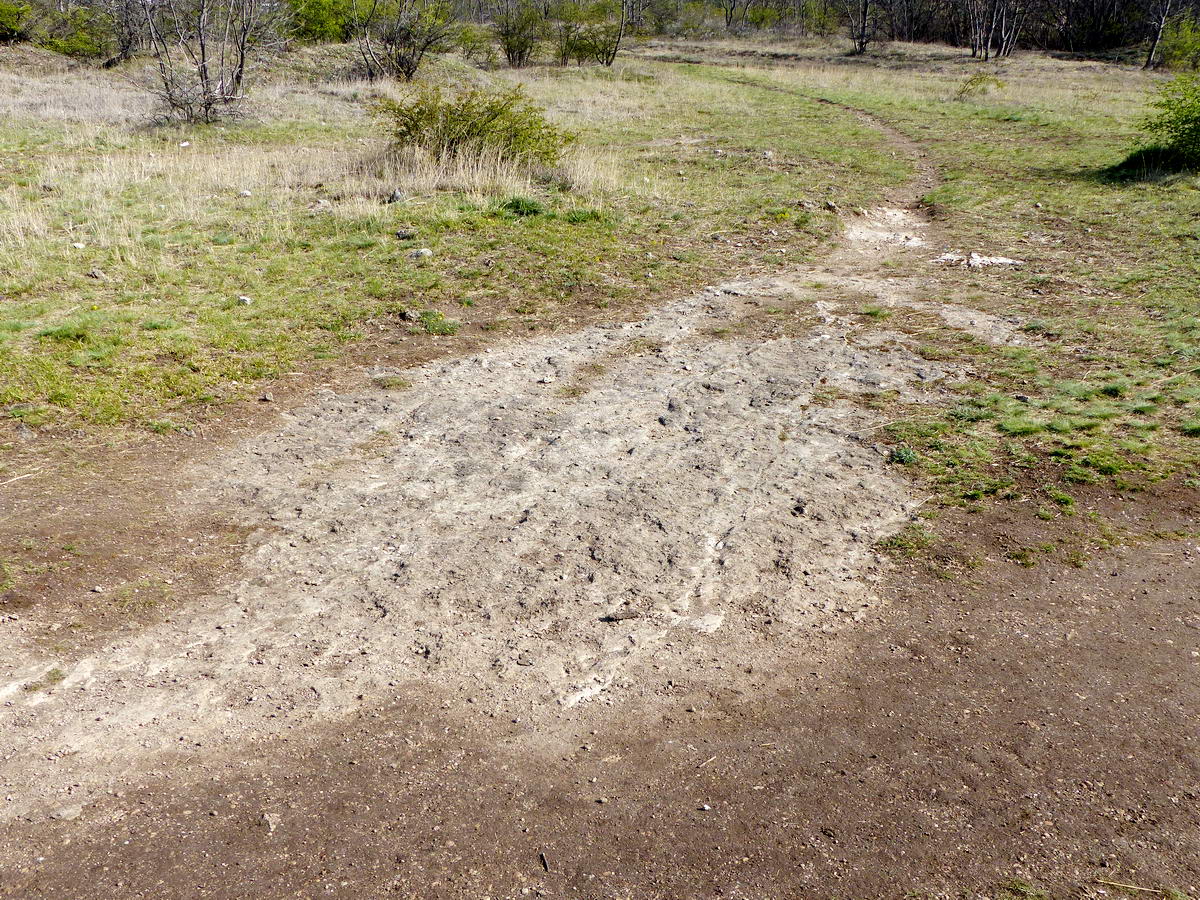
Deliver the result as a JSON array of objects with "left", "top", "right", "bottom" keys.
[
  {"left": 3, "top": 0, "right": 1200, "bottom": 129},
  {"left": 4, "top": 0, "right": 1200, "bottom": 68}
]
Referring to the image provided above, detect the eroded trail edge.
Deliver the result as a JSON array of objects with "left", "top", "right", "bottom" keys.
[{"left": 0, "top": 102, "right": 1027, "bottom": 827}]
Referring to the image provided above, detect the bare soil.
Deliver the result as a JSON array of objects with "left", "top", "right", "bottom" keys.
[
  {"left": 3, "top": 497, "right": 1197, "bottom": 899},
  {"left": 2, "top": 91, "right": 1197, "bottom": 899}
]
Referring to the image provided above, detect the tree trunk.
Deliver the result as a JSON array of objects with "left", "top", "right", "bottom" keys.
[{"left": 1143, "top": 0, "right": 1173, "bottom": 69}]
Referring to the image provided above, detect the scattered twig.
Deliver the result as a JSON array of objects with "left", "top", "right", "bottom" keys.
[
  {"left": 0, "top": 471, "right": 39, "bottom": 487},
  {"left": 1092, "top": 879, "right": 1165, "bottom": 895},
  {"left": 698, "top": 755, "right": 717, "bottom": 768},
  {"left": 859, "top": 414, "right": 942, "bottom": 435},
  {"left": 538, "top": 851, "right": 550, "bottom": 873}
]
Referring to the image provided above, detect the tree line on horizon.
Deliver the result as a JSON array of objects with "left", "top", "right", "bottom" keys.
[
  {"left": 3, "top": 0, "right": 1199, "bottom": 68},
  {"left": 3, "top": 0, "right": 1200, "bottom": 124}
]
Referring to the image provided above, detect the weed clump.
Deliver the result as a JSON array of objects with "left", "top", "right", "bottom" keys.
[
  {"left": 877, "top": 523, "right": 937, "bottom": 558},
  {"left": 417, "top": 309, "right": 460, "bottom": 335},
  {"left": 956, "top": 72, "right": 1005, "bottom": 100},
  {"left": 499, "top": 195, "right": 545, "bottom": 217},
  {"left": 375, "top": 86, "right": 575, "bottom": 167}
]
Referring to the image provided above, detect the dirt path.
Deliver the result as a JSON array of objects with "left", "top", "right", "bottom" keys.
[{"left": 3, "top": 95, "right": 1196, "bottom": 898}]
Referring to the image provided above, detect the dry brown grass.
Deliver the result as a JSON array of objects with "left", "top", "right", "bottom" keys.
[{"left": 0, "top": 63, "right": 617, "bottom": 275}]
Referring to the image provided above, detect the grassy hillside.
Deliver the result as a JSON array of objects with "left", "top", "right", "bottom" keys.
[{"left": 0, "top": 47, "right": 903, "bottom": 436}]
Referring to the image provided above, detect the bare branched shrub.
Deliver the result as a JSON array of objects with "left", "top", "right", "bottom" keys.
[
  {"left": 353, "top": 0, "right": 458, "bottom": 81},
  {"left": 140, "top": 0, "right": 285, "bottom": 123},
  {"left": 549, "top": 0, "right": 626, "bottom": 66},
  {"left": 494, "top": 0, "right": 541, "bottom": 67}
]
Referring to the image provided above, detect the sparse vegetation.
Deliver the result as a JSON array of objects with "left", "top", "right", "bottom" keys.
[
  {"left": 23, "top": 666, "right": 65, "bottom": 692},
  {"left": 878, "top": 522, "right": 937, "bottom": 558},
  {"left": 955, "top": 71, "right": 1005, "bottom": 100},
  {"left": 0, "top": 48, "right": 903, "bottom": 435},
  {"left": 416, "top": 308, "right": 460, "bottom": 334}
]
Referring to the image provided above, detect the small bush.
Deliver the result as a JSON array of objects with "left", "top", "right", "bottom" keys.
[
  {"left": 1141, "top": 73, "right": 1200, "bottom": 165},
  {"left": 288, "top": 0, "right": 353, "bottom": 42},
  {"left": 375, "top": 86, "right": 575, "bottom": 167},
  {"left": 1162, "top": 16, "right": 1200, "bottom": 70},
  {"left": 0, "top": 0, "right": 30, "bottom": 43},
  {"left": 956, "top": 71, "right": 1005, "bottom": 100},
  {"left": 418, "top": 310, "right": 459, "bottom": 335},
  {"left": 457, "top": 22, "right": 497, "bottom": 66}
]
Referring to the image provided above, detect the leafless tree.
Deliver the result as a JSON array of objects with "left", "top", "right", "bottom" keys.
[
  {"left": 140, "top": 0, "right": 284, "bottom": 122},
  {"left": 842, "top": 0, "right": 876, "bottom": 51},
  {"left": 964, "top": 0, "right": 1025, "bottom": 58},
  {"left": 717, "top": 0, "right": 758, "bottom": 29},
  {"left": 1143, "top": 0, "right": 1174, "bottom": 66},
  {"left": 353, "top": 0, "right": 458, "bottom": 79}
]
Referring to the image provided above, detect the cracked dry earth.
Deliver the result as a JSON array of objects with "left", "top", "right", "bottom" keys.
[{"left": 2, "top": 201, "right": 970, "bottom": 823}]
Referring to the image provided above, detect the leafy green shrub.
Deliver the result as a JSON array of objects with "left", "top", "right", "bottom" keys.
[
  {"left": 38, "top": 7, "right": 114, "bottom": 59},
  {"left": 457, "top": 22, "right": 497, "bottom": 66},
  {"left": 1141, "top": 73, "right": 1200, "bottom": 165},
  {"left": 375, "top": 86, "right": 575, "bottom": 167},
  {"left": 0, "top": 0, "right": 30, "bottom": 43},
  {"left": 288, "top": 0, "right": 353, "bottom": 42},
  {"left": 746, "top": 4, "right": 779, "bottom": 29},
  {"left": 1162, "top": 16, "right": 1200, "bottom": 70}
]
